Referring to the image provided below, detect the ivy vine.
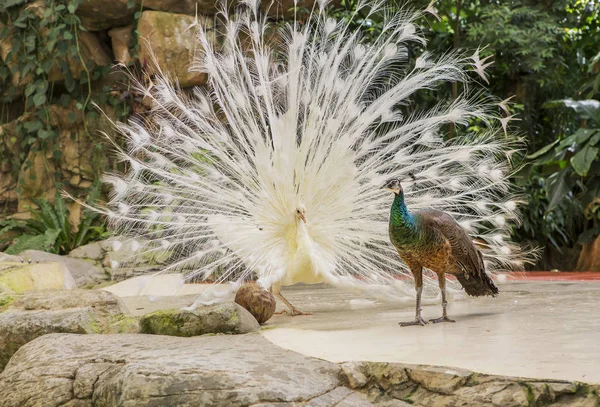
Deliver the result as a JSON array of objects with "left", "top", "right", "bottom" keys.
[{"left": 0, "top": 0, "right": 137, "bottom": 198}]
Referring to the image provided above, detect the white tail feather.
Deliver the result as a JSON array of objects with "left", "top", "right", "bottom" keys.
[{"left": 100, "top": 1, "right": 524, "bottom": 307}]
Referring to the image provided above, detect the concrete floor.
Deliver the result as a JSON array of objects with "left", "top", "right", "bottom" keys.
[
  {"left": 262, "top": 281, "right": 600, "bottom": 383},
  {"left": 118, "top": 280, "right": 600, "bottom": 383}
]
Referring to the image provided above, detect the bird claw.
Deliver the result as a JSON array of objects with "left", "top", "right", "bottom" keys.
[
  {"left": 276, "top": 308, "right": 312, "bottom": 316},
  {"left": 399, "top": 317, "right": 428, "bottom": 327},
  {"left": 429, "top": 316, "right": 456, "bottom": 324}
]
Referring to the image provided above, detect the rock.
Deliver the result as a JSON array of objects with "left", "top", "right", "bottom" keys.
[
  {"left": 0, "top": 333, "right": 343, "bottom": 406},
  {"left": 76, "top": 0, "right": 138, "bottom": 31},
  {"left": 102, "top": 238, "right": 172, "bottom": 280},
  {"left": 67, "top": 242, "right": 104, "bottom": 261},
  {"left": 406, "top": 365, "right": 471, "bottom": 395},
  {"left": 0, "top": 290, "right": 137, "bottom": 372},
  {"left": 0, "top": 253, "right": 20, "bottom": 262},
  {"left": 108, "top": 25, "right": 134, "bottom": 65},
  {"left": 139, "top": 303, "right": 259, "bottom": 336},
  {"left": 341, "top": 362, "right": 369, "bottom": 389},
  {"left": 17, "top": 250, "right": 108, "bottom": 287},
  {"left": 235, "top": 281, "right": 276, "bottom": 323},
  {"left": 101, "top": 274, "right": 187, "bottom": 297},
  {"left": 0, "top": 294, "right": 14, "bottom": 312},
  {"left": 9, "top": 289, "right": 120, "bottom": 312},
  {"left": 143, "top": 0, "right": 219, "bottom": 16},
  {"left": 0, "top": 262, "right": 76, "bottom": 293},
  {"left": 1, "top": 22, "right": 110, "bottom": 89},
  {"left": 138, "top": 11, "right": 215, "bottom": 87}
]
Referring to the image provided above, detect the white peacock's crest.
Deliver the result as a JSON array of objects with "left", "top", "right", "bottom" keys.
[{"left": 96, "top": 0, "right": 525, "bottom": 307}]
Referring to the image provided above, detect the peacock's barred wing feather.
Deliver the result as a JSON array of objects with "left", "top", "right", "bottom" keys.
[{"left": 99, "top": 0, "right": 524, "bottom": 304}]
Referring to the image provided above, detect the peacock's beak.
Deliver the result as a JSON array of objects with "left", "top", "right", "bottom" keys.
[{"left": 299, "top": 213, "right": 307, "bottom": 223}]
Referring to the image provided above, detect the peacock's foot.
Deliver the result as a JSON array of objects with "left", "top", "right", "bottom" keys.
[
  {"left": 399, "top": 317, "right": 428, "bottom": 327},
  {"left": 276, "top": 308, "right": 313, "bottom": 316},
  {"left": 429, "top": 316, "right": 456, "bottom": 323}
]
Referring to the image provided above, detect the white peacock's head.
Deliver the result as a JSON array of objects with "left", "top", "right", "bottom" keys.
[{"left": 295, "top": 203, "right": 307, "bottom": 223}]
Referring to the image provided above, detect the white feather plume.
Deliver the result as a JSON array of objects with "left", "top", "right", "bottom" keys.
[{"left": 99, "top": 1, "right": 524, "bottom": 306}]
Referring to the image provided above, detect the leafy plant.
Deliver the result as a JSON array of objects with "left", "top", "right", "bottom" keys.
[
  {"left": 1, "top": 182, "right": 109, "bottom": 255},
  {"left": 523, "top": 99, "right": 600, "bottom": 248}
]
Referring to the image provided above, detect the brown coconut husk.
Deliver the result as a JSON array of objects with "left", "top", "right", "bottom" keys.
[{"left": 234, "top": 281, "right": 276, "bottom": 324}]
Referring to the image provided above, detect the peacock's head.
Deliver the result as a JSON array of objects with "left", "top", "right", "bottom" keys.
[
  {"left": 382, "top": 178, "right": 403, "bottom": 195},
  {"left": 295, "top": 204, "right": 307, "bottom": 223}
]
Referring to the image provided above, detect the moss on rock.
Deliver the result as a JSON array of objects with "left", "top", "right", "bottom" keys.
[
  {"left": 0, "top": 295, "right": 14, "bottom": 312},
  {"left": 139, "top": 303, "right": 259, "bottom": 337}
]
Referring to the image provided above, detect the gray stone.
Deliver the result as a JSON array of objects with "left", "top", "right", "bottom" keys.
[
  {"left": 305, "top": 387, "right": 355, "bottom": 407},
  {"left": 139, "top": 303, "right": 260, "bottom": 336},
  {"left": 18, "top": 250, "right": 108, "bottom": 287},
  {"left": 489, "top": 383, "right": 529, "bottom": 407},
  {"left": 9, "top": 289, "right": 120, "bottom": 312},
  {"left": 67, "top": 242, "right": 104, "bottom": 261},
  {"left": 0, "top": 290, "right": 136, "bottom": 372},
  {"left": 137, "top": 11, "right": 215, "bottom": 88},
  {"left": 341, "top": 362, "right": 369, "bottom": 389},
  {"left": 0, "top": 333, "right": 342, "bottom": 406},
  {"left": 0, "top": 253, "right": 20, "bottom": 262},
  {"left": 76, "top": 0, "right": 138, "bottom": 31},
  {"left": 406, "top": 365, "right": 471, "bottom": 395}
]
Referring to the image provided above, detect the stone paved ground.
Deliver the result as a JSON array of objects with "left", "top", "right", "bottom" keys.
[
  {"left": 118, "top": 281, "right": 600, "bottom": 383},
  {"left": 262, "top": 281, "right": 600, "bottom": 383}
]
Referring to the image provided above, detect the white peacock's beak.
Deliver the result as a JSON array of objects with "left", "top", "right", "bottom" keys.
[{"left": 299, "top": 213, "right": 307, "bottom": 223}]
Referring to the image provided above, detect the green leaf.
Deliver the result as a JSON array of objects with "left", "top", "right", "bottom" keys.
[
  {"left": 38, "top": 129, "right": 54, "bottom": 140},
  {"left": 5, "top": 234, "right": 50, "bottom": 255},
  {"left": 43, "top": 229, "right": 62, "bottom": 252},
  {"left": 570, "top": 146, "right": 599, "bottom": 176},
  {"left": 573, "top": 129, "right": 597, "bottom": 144},
  {"left": 33, "top": 93, "right": 46, "bottom": 107},
  {"left": 23, "top": 120, "right": 43, "bottom": 133},
  {"left": 67, "top": 3, "right": 76, "bottom": 13},
  {"left": 1, "top": 0, "right": 27, "bottom": 10},
  {"left": 63, "top": 31, "right": 73, "bottom": 40},
  {"left": 590, "top": 132, "right": 600, "bottom": 146},
  {"left": 577, "top": 227, "right": 600, "bottom": 244},
  {"left": 527, "top": 139, "right": 559, "bottom": 160},
  {"left": 546, "top": 169, "right": 571, "bottom": 211}
]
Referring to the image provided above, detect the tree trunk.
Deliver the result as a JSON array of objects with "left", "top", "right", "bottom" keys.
[{"left": 575, "top": 235, "right": 600, "bottom": 271}]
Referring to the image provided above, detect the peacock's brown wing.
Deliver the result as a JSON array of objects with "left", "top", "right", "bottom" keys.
[{"left": 417, "top": 209, "right": 498, "bottom": 296}]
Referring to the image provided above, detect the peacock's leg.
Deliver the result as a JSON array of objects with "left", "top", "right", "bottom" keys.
[
  {"left": 429, "top": 272, "right": 456, "bottom": 323},
  {"left": 399, "top": 266, "right": 428, "bottom": 326},
  {"left": 272, "top": 284, "right": 312, "bottom": 316}
]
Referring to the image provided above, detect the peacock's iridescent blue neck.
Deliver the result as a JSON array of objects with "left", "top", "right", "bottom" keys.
[{"left": 389, "top": 192, "right": 418, "bottom": 244}]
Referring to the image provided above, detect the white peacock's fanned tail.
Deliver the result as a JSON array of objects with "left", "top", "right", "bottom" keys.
[{"left": 100, "top": 0, "right": 525, "bottom": 306}]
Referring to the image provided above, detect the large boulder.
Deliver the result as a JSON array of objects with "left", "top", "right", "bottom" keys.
[
  {"left": 18, "top": 250, "right": 108, "bottom": 287},
  {"left": 0, "top": 262, "right": 76, "bottom": 293},
  {"left": 0, "top": 333, "right": 346, "bottom": 406},
  {"left": 139, "top": 303, "right": 259, "bottom": 336},
  {"left": 340, "top": 361, "right": 600, "bottom": 407},
  {"left": 0, "top": 334, "right": 598, "bottom": 406},
  {"left": 0, "top": 290, "right": 137, "bottom": 372},
  {"left": 76, "top": 0, "right": 138, "bottom": 31},
  {"left": 137, "top": 11, "right": 215, "bottom": 88}
]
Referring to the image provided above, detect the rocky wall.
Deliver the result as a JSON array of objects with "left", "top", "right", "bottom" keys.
[{"left": 0, "top": 0, "right": 317, "bottom": 220}]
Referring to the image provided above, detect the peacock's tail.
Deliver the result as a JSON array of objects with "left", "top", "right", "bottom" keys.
[
  {"left": 95, "top": 0, "right": 526, "bottom": 306},
  {"left": 456, "top": 271, "right": 500, "bottom": 297}
]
